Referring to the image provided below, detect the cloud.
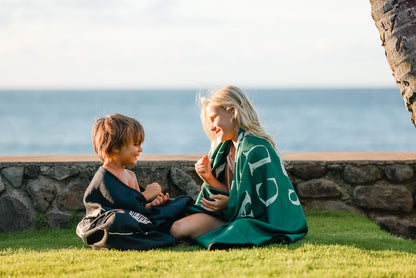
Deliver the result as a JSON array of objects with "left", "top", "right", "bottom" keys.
[{"left": 0, "top": 0, "right": 394, "bottom": 88}]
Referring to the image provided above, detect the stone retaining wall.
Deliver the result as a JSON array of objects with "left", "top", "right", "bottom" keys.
[{"left": 1, "top": 157, "right": 416, "bottom": 239}]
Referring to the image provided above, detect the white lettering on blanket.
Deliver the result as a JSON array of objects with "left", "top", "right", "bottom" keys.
[
  {"left": 215, "top": 162, "right": 226, "bottom": 178},
  {"left": 256, "top": 178, "right": 279, "bottom": 207},
  {"left": 238, "top": 191, "right": 254, "bottom": 218},
  {"left": 277, "top": 152, "right": 288, "bottom": 176},
  {"left": 129, "top": 211, "right": 152, "bottom": 225},
  {"left": 243, "top": 145, "right": 272, "bottom": 176},
  {"left": 288, "top": 189, "right": 301, "bottom": 206}
]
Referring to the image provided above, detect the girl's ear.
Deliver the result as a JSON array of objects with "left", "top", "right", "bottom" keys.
[
  {"left": 229, "top": 107, "right": 238, "bottom": 122},
  {"left": 226, "top": 106, "right": 235, "bottom": 115}
]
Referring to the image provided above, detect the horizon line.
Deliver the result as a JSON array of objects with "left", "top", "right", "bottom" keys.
[{"left": 0, "top": 85, "right": 399, "bottom": 91}]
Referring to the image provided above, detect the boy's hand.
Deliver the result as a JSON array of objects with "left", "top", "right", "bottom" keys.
[
  {"left": 145, "top": 193, "right": 170, "bottom": 209},
  {"left": 142, "top": 182, "right": 162, "bottom": 201}
]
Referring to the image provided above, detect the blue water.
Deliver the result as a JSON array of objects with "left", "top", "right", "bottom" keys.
[{"left": 1, "top": 88, "right": 416, "bottom": 155}]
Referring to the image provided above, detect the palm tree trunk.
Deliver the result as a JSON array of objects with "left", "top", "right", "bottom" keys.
[{"left": 369, "top": 0, "right": 416, "bottom": 127}]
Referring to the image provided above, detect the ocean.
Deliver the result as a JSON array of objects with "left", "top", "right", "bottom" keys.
[{"left": 1, "top": 88, "right": 416, "bottom": 156}]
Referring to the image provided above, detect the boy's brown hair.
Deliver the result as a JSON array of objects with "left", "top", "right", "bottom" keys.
[{"left": 92, "top": 113, "right": 145, "bottom": 162}]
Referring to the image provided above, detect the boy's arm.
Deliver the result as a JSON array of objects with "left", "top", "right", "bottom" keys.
[
  {"left": 145, "top": 192, "right": 170, "bottom": 208},
  {"left": 130, "top": 170, "right": 169, "bottom": 207},
  {"left": 141, "top": 182, "right": 162, "bottom": 201},
  {"left": 126, "top": 170, "right": 150, "bottom": 206},
  {"left": 126, "top": 170, "right": 141, "bottom": 192}
]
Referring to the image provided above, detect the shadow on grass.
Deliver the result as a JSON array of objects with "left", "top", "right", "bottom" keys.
[{"left": 1, "top": 209, "right": 415, "bottom": 254}]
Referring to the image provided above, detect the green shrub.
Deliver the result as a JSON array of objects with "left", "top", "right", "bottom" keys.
[{"left": 34, "top": 213, "right": 49, "bottom": 230}]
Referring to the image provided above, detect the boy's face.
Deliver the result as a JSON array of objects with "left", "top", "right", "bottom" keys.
[{"left": 116, "top": 139, "right": 143, "bottom": 166}]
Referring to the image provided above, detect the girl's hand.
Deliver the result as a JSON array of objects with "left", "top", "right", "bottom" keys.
[
  {"left": 195, "top": 155, "right": 230, "bottom": 192},
  {"left": 200, "top": 194, "right": 229, "bottom": 212},
  {"left": 142, "top": 182, "right": 162, "bottom": 201},
  {"left": 195, "top": 155, "right": 214, "bottom": 184},
  {"left": 145, "top": 193, "right": 170, "bottom": 208}
]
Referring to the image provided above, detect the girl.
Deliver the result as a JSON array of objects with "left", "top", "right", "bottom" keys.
[{"left": 170, "top": 86, "right": 308, "bottom": 249}]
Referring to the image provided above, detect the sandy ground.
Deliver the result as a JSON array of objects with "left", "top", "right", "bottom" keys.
[{"left": 1, "top": 152, "right": 416, "bottom": 162}]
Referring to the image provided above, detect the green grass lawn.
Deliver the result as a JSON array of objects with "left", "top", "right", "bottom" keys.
[{"left": 1, "top": 210, "right": 416, "bottom": 277}]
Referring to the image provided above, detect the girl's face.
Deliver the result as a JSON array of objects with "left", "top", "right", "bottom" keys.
[{"left": 206, "top": 103, "right": 239, "bottom": 142}]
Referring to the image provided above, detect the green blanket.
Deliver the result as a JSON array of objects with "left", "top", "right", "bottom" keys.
[{"left": 194, "top": 130, "right": 308, "bottom": 249}]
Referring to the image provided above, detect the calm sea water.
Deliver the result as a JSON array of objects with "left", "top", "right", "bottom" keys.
[{"left": 1, "top": 88, "right": 416, "bottom": 155}]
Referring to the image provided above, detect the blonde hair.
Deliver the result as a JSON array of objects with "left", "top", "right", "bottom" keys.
[
  {"left": 198, "top": 85, "right": 276, "bottom": 152},
  {"left": 92, "top": 113, "right": 145, "bottom": 162}
]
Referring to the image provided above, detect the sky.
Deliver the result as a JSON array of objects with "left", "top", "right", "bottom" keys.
[{"left": 0, "top": 0, "right": 396, "bottom": 89}]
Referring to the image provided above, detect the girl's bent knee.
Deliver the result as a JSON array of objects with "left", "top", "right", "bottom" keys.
[{"left": 170, "top": 220, "right": 186, "bottom": 239}]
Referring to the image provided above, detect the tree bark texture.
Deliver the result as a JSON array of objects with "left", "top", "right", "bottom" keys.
[{"left": 370, "top": 0, "right": 416, "bottom": 127}]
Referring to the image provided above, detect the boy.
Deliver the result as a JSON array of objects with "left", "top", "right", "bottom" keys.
[
  {"left": 92, "top": 113, "right": 168, "bottom": 208},
  {"left": 76, "top": 113, "right": 192, "bottom": 250}
]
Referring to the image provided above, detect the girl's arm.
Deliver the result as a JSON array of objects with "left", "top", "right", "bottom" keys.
[
  {"left": 195, "top": 155, "right": 228, "bottom": 191},
  {"left": 200, "top": 194, "right": 229, "bottom": 212}
]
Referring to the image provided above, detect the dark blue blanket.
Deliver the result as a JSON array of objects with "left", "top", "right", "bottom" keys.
[{"left": 76, "top": 167, "right": 193, "bottom": 250}]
